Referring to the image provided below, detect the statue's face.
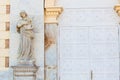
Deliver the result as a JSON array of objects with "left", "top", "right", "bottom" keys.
[{"left": 20, "top": 12, "right": 27, "bottom": 18}]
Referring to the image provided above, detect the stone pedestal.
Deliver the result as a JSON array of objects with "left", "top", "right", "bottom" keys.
[{"left": 12, "top": 65, "right": 38, "bottom": 80}]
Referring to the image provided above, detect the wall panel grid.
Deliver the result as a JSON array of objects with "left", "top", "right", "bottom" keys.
[
  {"left": 59, "top": 27, "right": 119, "bottom": 80},
  {"left": 58, "top": 8, "right": 119, "bottom": 27}
]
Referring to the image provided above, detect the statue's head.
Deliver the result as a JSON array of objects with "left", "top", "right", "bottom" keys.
[{"left": 20, "top": 11, "right": 27, "bottom": 18}]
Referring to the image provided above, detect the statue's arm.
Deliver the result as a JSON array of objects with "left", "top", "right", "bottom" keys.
[
  {"left": 16, "top": 20, "right": 23, "bottom": 33},
  {"left": 28, "top": 18, "right": 34, "bottom": 29},
  {"left": 30, "top": 18, "right": 34, "bottom": 29}
]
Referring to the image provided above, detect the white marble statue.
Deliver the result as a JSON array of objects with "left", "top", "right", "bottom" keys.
[{"left": 17, "top": 11, "right": 35, "bottom": 63}]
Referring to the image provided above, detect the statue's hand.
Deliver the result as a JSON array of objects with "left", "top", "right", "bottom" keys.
[
  {"left": 17, "top": 26, "right": 20, "bottom": 33},
  {"left": 30, "top": 36, "right": 34, "bottom": 39}
]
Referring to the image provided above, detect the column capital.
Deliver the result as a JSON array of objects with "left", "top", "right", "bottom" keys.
[
  {"left": 114, "top": 4, "right": 120, "bottom": 16},
  {"left": 44, "top": 6, "right": 63, "bottom": 24}
]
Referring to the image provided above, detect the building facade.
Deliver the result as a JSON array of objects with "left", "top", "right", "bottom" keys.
[{"left": 0, "top": 0, "right": 120, "bottom": 80}]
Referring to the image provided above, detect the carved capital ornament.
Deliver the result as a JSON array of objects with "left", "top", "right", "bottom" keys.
[
  {"left": 44, "top": 0, "right": 63, "bottom": 24},
  {"left": 114, "top": 4, "right": 120, "bottom": 16},
  {"left": 45, "top": 7, "right": 63, "bottom": 24}
]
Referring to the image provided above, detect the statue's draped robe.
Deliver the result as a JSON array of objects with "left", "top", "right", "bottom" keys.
[{"left": 17, "top": 18, "right": 34, "bottom": 60}]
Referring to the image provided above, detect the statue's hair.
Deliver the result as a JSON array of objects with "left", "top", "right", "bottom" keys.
[{"left": 20, "top": 11, "right": 28, "bottom": 18}]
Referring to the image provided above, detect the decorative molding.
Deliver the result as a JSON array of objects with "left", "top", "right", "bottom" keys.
[
  {"left": 44, "top": 7, "right": 63, "bottom": 24},
  {"left": 114, "top": 4, "right": 120, "bottom": 16},
  {"left": 44, "top": 0, "right": 63, "bottom": 24},
  {"left": 45, "top": 0, "right": 56, "bottom": 7},
  {"left": 12, "top": 66, "right": 38, "bottom": 80}
]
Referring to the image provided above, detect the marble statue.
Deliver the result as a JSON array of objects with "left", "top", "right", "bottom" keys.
[{"left": 16, "top": 11, "right": 35, "bottom": 63}]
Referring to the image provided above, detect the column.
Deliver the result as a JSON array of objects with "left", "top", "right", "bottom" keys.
[{"left": 44, "top": 0, "right": 63, "bottom": 80}]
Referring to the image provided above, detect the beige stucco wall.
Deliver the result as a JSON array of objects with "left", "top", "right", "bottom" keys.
[{"left": 0, "top": 0, "right": 10, "bottom": 70}]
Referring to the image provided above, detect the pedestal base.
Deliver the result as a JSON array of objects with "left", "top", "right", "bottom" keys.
[{"left": 12, "top": 65, "right": 38, "bottom": 80}]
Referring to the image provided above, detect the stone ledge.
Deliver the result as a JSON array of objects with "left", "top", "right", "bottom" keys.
[{"left": 45, "top": 65, "right": 57, "bottom": 70}]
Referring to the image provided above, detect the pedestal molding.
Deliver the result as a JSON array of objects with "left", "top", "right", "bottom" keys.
[{"left": 12, "top": 66, "right": 39, "bottom": 80}]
